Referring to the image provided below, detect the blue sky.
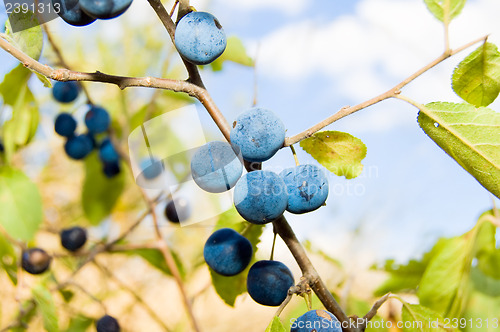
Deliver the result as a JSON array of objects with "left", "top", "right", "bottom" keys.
[{"left": 0, "top": 0, "right": 499, "bottom": 266}]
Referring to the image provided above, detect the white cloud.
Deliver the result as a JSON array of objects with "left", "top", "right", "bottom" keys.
[
  {"left": 216, "top": 0, "right": 307, "bottom": 15},
  {"left": 249, "top": 0, "right": 500, "bottom": 132}
]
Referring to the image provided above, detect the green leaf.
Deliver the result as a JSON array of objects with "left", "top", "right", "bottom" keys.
[
  {"left": 0, "top": 65, "right": 39, "bottom": 162},
  {"left": 0, "top": 232, "right": 18, "bottom": 284},
  {"left": 32, "top": 284, "right": 59, "bottom": 332},
  {"left": 35, "top": 73, "right": 52, "bottom": 88},
  {"left": 0, "top": 167, "right": 42, "bottom": 241},
  {"left": 401, "top": 303, "right": 449, "bottom": 332},
  {"left": 477, "top": 249, "right": 500, "bottom": 279},
  {"left": 5, "top": 10, "right": 43, "bottom": 60},
  {"left": 3, "top": 85, "right": 39, "bottom": 145},
  {"left": 210, "top": 36, "right": 254, "bottom": 71},
  {"left": 417, "top": 219, "right": 495, "bottom": 318},
  {"left": 423, "top": 0, "right": 467, "bottom": 22},
  {"left": 373, "top": 238, "right": 452, "bottom": 296},
  {"left": 209, "top": 212, "right": 264, "bottom": 306},
  {"left": 417, "top": 102, "right": 500, "bottom": 199},
  {"left": 462, "top": 288, "right": 500, "bottom": 332},
  {"left": 470, "top": 266, "right": 500, "bottom": 297},
  {"left": 122, "top": 248, "right": 185, "bottom": 279},
  {"left": 265, "top": 316, "right": 286, "bottom": 332},
  {"left": 82, "top": 152, "right": 125, "bottom": 225},
  {"left": 452, "top": 42, "right": 500, "bottom": 107},
  {"left": 64, "top": 315, "right": 93, "bottom": 332},
  {"left": 11, "top": 300, "right": 37, "bottom": 332},
  {"left": 0, "top": 64, "right": 32, "bottom": 105},
  {"left": 300, "top": 131, "right": 367, "bottom": 179}
]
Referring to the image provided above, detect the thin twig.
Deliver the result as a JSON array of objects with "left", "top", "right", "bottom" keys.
[
  {"left": 94, "top": 261, "right": 172, "bottom": 331},
  {"left": 63, "top": 280, "right": 107, "bottom": 312},
  {"left": 41, "top": 25, "right": 94, "bottom": 104},
  {"left": 137, "top": 183, "right": 201, "bottom": 332},
  {"left": 361, "top": 293, "right": 391, "bottom": 328}
]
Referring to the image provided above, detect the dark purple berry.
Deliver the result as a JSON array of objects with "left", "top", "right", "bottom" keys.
[
  {"left": 22, "top": 248, "right": 51, "bottom": 275},
  {"left": 60, "top": 226, "right": 87, "bottom": 252}
]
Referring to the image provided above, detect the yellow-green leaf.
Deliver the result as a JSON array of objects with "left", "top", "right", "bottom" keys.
[
  {"left": 0, "top": 167, "right": 42, "bottom": 241},
  {"left": 417, "top": 219, "right": 495, "bottom": 318},
  {"left": 32, "top": 284, "right": 59, "bottom": 332},
  {"left": 401, "top": 303, "right": 450, "bottom": 332},
  {"left": 82, "top": 152, "right": 125, "bottom": 225},
  {"left": 452, "top": 42, "right": 500, "bottom": 107},
  {"left": 265, "top": 316, "right": 286, "bottom": 332},
  {"left": 417, "top": 102, "right": 500, "bottom": 198},
  {"left": 300, "top": 131, "right": 367, "bottom": 179},
  {"left": 423, "top": 0, "right": 466, "bottom": 22},
  {"left": 5, "top": 10, "right": 43, "bottom": 60},
  {"left": 210, "top": 36, "right": 254, "bottom": 71}
]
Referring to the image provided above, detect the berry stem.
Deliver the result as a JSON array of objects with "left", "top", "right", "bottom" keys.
[
  {"left": 289, "top": 144, "right": 300, "bottom": 166},
  {"left": 270, "top": 229, "right": 277, "bottom": 261}
]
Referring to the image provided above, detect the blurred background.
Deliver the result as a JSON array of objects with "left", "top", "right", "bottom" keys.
[{"left": 0, "top": 0, "right": 499, "bottom": 331}]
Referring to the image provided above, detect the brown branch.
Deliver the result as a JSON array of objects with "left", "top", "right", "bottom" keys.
[
  {"left": 361, "top": 293, "right": 391, "bottom": 328},
  {"left": 136, "top": 180, "right": 201, "bottom": 332},
  {"left": 41, "top": 25, "right": 94, "bottom": 104},
  {"left": 0, "top": 35, "right": 231, "bottom": 141},
  {"left": 284, "top": 34, "right": 489, "bottom": 146},
  {"left": 273, "top": 215, "right": 353, "bottom": 330}
]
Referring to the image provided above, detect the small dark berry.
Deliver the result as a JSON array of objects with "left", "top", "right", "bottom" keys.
[
  {"left": 52, "top": 81, "right": 80, "bottom": 103},
  {"left": 60, "top": 226, "right": 87, "bottom": 252},
  {"left": 21, "top": 248, "right": 51, "bottom": 275},
  {"left": 103, "top": 161, "right": 121, "bottom": 178},
  {"left": 96, "top": 315, "right": 120, "bottom": 332},
  {"left": 64, "top": 134, "right": 93, "bottom": 160},
  {"left": 165, "top": 197, "right": 190, "bottom": 223},
  {"left": 85, "top": 106, "right": 110, "bottom": 134},
  {"left": 54, "top": 112, "right": 77, "bottom": 137},
  {"left": 99, "top": 138, "right": 120, "bottom": 163}
]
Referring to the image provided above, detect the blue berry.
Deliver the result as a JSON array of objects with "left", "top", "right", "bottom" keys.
[
  {"left": 85, "top": 106, "right": 110, "bottom": 134},
  {"left": 280, "top": 164, "right": 329, "bottom": 214},
  {"left": 52, "top": 0, "right": 96, "bottom": 26},
  {"left": 64, "top": 134, "right": 93, "bottom": 160},
  {"left": 204, "top": 228, "right": 252, "bottom": 276},
  {"left": 79, "top": 0, "right": 133, "bottom": 20},
  {"left": 233, "top": 170, "right": 288, "bottom": 224},
  {"left": 21, "top": 248, "right": 51, "bottom": 275},
  {"left": 96, "top": 315, "right": 120, "bottom": 332},
  {"left": 191, "top": 141, "right": 242, "bottom": 193},
  {"left": 291, "top": 309, "right": 342, "bottom": 332},
  {"left": 52, "top": 81, "right": 80, "bottom": 103},
  {"left": 174, "top": 11, "right": 227, "bottom": 65},
  {"left": 54, "top": 112, "right": 77, "bottom": 137},
  {"left": 60, "top": 226, "right": 87, "bottom": 252},
  {"left": 99, "top": 138, "right": 119, "bottom": 163},
  {"left": 230, "top": 108, "right": 285, "bottom": 162},
  {"left": 103, "top": 161, "right": 121, "bottom": 178},
  {"left": 140, "top": 157, "right": 163, "bottom": 180},
  {"left": 246, "top": 260, "right": 294, "bottom": 306}
]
